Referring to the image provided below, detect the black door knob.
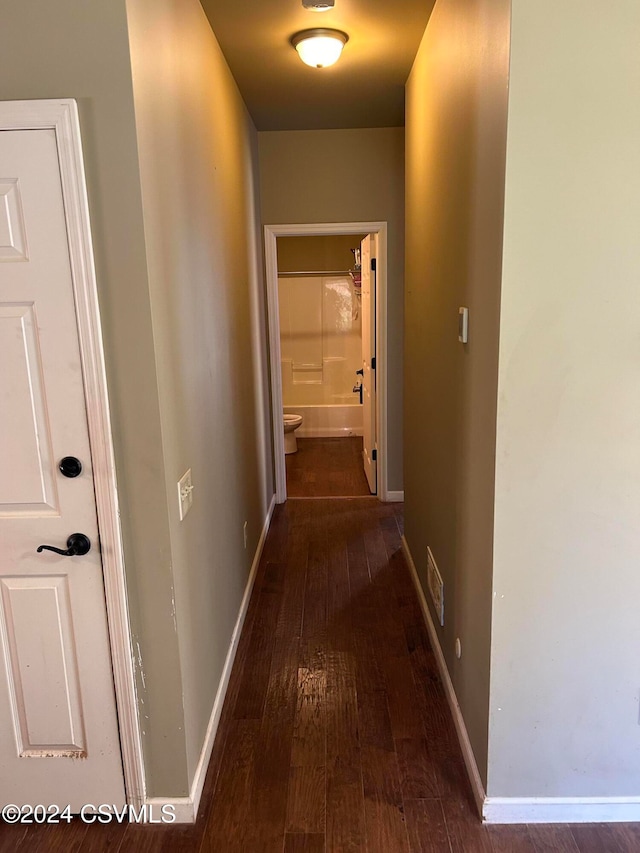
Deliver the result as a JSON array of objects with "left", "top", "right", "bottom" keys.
[
  {"left": 37, "top": 533, "right": 91, "bottom": 557},
  {"left": 59, "top": 456, "right": 83, "bottom": 478}
]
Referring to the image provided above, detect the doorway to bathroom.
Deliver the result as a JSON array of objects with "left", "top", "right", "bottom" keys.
[{"left": 265, "top": 222, "right": 389, "bottom": 503}]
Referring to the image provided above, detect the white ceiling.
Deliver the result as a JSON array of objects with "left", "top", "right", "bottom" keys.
[{"left": 200, "top": 0, "right": 436, "bottom": 131}]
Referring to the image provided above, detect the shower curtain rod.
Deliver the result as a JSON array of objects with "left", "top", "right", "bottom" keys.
[{"left": 278, "top": 270, "right": 353, "bottom": 278}]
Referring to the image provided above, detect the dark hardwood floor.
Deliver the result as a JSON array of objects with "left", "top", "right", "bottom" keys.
[
  {"left": 4, "top": 499, "right": 640, "bottom": 851},
  {"left": 286, "top": 437, "right": 373, "bottom": 497}
]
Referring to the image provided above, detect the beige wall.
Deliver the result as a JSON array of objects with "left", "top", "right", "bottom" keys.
[
  {"left": 277, "top": 235, "right": 366, "bottom": 273},
  {"left": 0, "top": 0, "right": 189, "bottom": 794},
  {"left": 0, "top": 0, "right": 272, "bottom": 798},
  {"left": 259, "top": 128, "right": 405, "bottom": 491},
  {"left": 126, "top": 0, "right": 272, "bottom": 790},
  {"left": 489, "top": 0, "right": 640, "bottom": 797},
  {"left": 404, "top": 0, "right": 510, "bottom": 784}
]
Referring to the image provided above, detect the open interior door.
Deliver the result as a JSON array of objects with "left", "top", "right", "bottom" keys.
[{"left": 360, "top": 235, "right": 377, "bottom": 494}]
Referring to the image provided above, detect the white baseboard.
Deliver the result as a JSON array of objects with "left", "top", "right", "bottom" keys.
[
  {"left": 401, "top": 536, "right": 486, "bottom": 818},
  {"left": 385, "top": 490, "right": 404, "bottom": 502},
  {"left": 483, "top": 797, "right": 640, "bottom": 824},
  {"left": 142, "top": 796, "right": 194, "bottom": 825},
  {"left": 402, "top": 535, "right": 640, "bottom": 825},
  {"left": 147, "top": 495, "right": 277, "bottom": 824}
]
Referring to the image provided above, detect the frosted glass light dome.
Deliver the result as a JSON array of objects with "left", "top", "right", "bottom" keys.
[{"left": 291, "top": 29, "right": 349, "bottom": 69}]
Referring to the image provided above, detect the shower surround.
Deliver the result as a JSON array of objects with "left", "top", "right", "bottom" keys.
[{"left": 278, "top": 274, "right": 363, "bottom": 437}]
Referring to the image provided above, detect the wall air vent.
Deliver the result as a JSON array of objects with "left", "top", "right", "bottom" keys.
[{"left": 427, "top": 546, "right": 444, "bottom": 626}]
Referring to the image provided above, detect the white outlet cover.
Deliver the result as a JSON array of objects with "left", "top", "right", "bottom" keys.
[{"left": 177, "top": 469, "right": 193, "bottom": 521}]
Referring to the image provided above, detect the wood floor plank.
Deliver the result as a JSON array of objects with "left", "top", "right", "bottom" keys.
[
  {"left": 325, "top": 506, "right": 366, "bottom": 852},
  {"left": 326, "top": 753, "right": 367, "bottom": 853},
  {"left": 404, "top": 621, "right": 460, "bottom": 754},
  {"left": 603, "top": 823, "right": 640, "bottom": 853},
  {"left": 243, "top": 512, "right": 307, "bottom": 853},
  {"left": 325, "top": 512, "right": 358, "bottom": 748},
  {"left": 261, "top": 503, "right": 290, "bottom": 564},
  {"left": 386, "top": 550, "right": 420, "bottom": 624},
  {"left": 358, "top": 689, "right": 395, "bottom": 752},
  {"left": 244, "top": 630, "right": 300, "bottom": 853},
  {"left": 301, "top": 537, "right": 328, "bottom": 649},
  {"left": 326, "top": 508, "right": 351, "bottom": 620},
  {"left": 279, "top": 509, "right": 311, "bottom": 637},
  {"left": 362, "top": 795, "right": 411, "bottom": 853},
  {"left": 200, "top": 719, "right": 259, "bottom": 852},
  {"left": 326, "top": 646, "right": 359, "bottom": 757},
  {"left": 396, "top": 738, "right": 440, "bottom": 799},
  {"left": 527, "top": 824, "right": 580, "bottom": 852},
  {"left": 233, "top": 560, "right": 285, "bottom": 719},
  {"left": 287, "top": 516, "right": 328, "bottom": 835},
  {"left": 382, "top": 654, "right": 425, "bottom": 741},
  {"left": 569, "top": 822, "right": 632, "bottom": 853},
  {"left": 379, "top": 510, "right": 403, "bottom": 558},
  {"left": 351, "top": 504, "right": 411, "bottom": 853},
  {"left": 120, "top": 823, "right": 206, "bottom": 853},
  {"left": 363, "top": 523, "right": 389, "bottom": 582},
  {"left": 0, "top": 824, "right": 29, "bottom": 853},
  {"left": 364, "top": 803, "right": 412, "bottom": 853},
  {"left": 80, "top": 821, "right": 129, "bottom": 853},
  {"left": 425, "top": 734, "right": 473, "bottom": 806},
  {"left": 404, "top": 621, "right": 435, "bottom": 660},
  {"left": 286, "top": 765, "right": 326, "bottom": 834},
  {"left": 346, "top": 518, "right": 371, "bottom": 599},
  {"left": 21, "top": 819, "right": 88, "bottom": 853},
  {"left": 441, "top": 796, "right": 493, "bottom": 853},
  {"left": 361, "top": 744, "right": 410, "bottom": 853},
  {"left": 291, "top": 664, "right": 327, "bottom": 768},
  {"left": 353, "top": 627, "right": 386, "bottom": 694},
  {"left": 369, "top": 593, "right": 410, "bottom": 668},
  {"left": 404, "top": 798, "right": 451, "bottom": 853},
  {"left": 488, "top": 824, "right": 539, "bottom": 852},
  {"left": 284, "top": 832, "right": 326, "bottom": 852}
]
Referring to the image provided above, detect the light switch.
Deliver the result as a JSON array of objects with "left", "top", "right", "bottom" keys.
[
  {"left": 458, "top": 307, "right": 469, "bottom": 344},
  {"left": 177, "top": 469, "right": 193, "bottom": 521}
]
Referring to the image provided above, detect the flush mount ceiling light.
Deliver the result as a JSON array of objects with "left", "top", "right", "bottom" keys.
[
  {"left": 302, "top": 0, "right": 335, "bottom": 9},
  {"left": 291, "top": 28, "right": 349, "bottom": 69}
]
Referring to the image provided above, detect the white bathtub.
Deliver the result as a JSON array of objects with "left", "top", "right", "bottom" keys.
[{"left": 283, "top": 404, "right": 363, "bottom": 438}]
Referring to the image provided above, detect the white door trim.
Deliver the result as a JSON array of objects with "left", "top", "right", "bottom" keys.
[
  {"left": 0, "top": 100, "right": 145, "bottom": 806},
  {"left": 264, "top": 222, "right": 389, "bottom": 502}
]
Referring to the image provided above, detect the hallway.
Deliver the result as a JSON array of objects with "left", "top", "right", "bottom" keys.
[
  {"left": 3, "top": 499, "right": 640, "bottom": 851},
  {"left": 194, "top": 499, "right": 640, "bottom": 852}
]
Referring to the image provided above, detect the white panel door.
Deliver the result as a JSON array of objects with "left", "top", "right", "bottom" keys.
[
  {"left": 0, "top": 129, "right": 125, "bottom": 809},
  {"left": 360, "top": 235, "right": 377, "bottom": 494}
]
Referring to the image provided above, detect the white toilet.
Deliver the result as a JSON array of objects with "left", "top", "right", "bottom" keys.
[{"left": 283, "top": 413, "right": 303, "bottom": 454}]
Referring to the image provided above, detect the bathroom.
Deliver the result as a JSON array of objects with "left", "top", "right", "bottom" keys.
[{"left": 277, "top": 234, "right": 372, "bottom": 497}]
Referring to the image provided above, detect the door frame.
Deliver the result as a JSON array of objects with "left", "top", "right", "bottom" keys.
[
  {"left": 264, "top": 221, "right": 389, "bottom": 502},
  {"left": 0, "top": 100, "right": 144, "bottom": 806}
]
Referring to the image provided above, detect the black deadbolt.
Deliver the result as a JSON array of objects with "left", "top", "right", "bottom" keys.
[{"left": 59, "top": 456, "right": 83, "bottom": 478}]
